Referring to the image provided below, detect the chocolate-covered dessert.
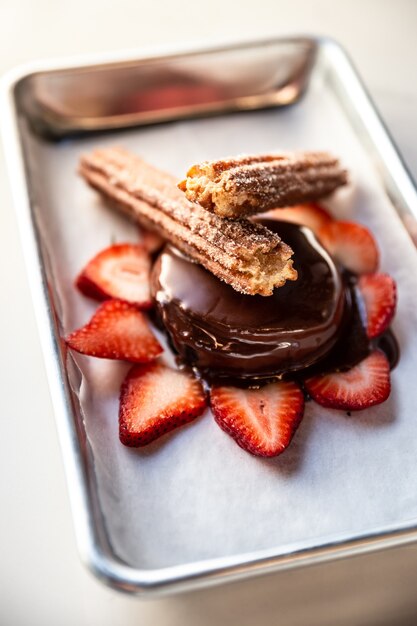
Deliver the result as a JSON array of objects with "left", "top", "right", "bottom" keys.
[
  {"left": 72, "top": 147, "right": 399, "bottom": 456},
  {"left": 151, "top": 220, "right": 350, "bottom": 381}
]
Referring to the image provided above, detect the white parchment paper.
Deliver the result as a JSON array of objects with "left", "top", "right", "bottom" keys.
[{"left": 30, "top": 73, "right": 417, "bottom": 569}]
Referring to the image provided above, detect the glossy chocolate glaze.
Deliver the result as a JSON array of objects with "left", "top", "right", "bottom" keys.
[{"left": 151, "top": 220, "right": 358, "bottom": 382}]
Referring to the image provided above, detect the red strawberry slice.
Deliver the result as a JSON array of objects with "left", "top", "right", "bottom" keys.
[
  {"left": 76, "top": 243, "right": 152, "bottom": 308},
  {"left": 66, "top": 300, "right": 163, "bottom": 362},
  {"left": 358, "top": 273, "right": 397, "bottom": 339},
  {"left": 210, "top": 381, "right": 304, "bottom": 458},
  {"left": 318, "top": 221, "right": 379, "bottom": 274},
  {"left": 119, "top": 362, "right": 207, "bottom": 446},
  {"left": 263, "top": 202, "right": 332, "bottom": 234},
  {"left": 305, "top": 350, "right": 390, "bottom": 411}
]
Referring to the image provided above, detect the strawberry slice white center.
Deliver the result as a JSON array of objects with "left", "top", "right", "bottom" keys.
[
  {"left": 119, "top": 363, "right": 207, "bottom": 446},
  {"left": 305, "top": 350, "right": 390, "bottom": 411},
  {"left": 358, "top": 273, "right": 397, "bottom": 338},
  {"left": 210, "top": 381, "right": 304, "bottom": 457},
  {"left": 318, "top": 221, "right": 379, "bottom": 275},
  {"left": 66, "top": 299, "right": 162, "bottom": 362},
  {"left": 127, "top": 367, "right": 199, "bottom": 431},
  {"left": 76, "top": 243, "right": 152, "bottom": 307}
]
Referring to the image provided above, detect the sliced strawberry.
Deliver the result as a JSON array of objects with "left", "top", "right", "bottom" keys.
[
  {"left": 76, "top": 243, "right": 152, "bottom": 308},
  {"left": 318, "top": 221, "right": 379, "bottom": 274},
  {"left": 263, "top": 202, "right": 332, "bottom": 234},
  {"left": 358, "top": 273, "right": 397, "bottom": 339},
  {"left": 305, "top": 350, "right": 390, "bottom": 411},
  {"left": 119, "top": 362, "right": 207, "bottom": 446},
  {"left": 210, "top": 381, "right": 304, "bottom": 458},
  {"left": 66, "top": 300, "right": 162, "bottom": 362}
]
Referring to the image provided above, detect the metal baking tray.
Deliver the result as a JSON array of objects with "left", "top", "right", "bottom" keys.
[{"left": 2, "top": 36, "right": 417, "bottom": 597}]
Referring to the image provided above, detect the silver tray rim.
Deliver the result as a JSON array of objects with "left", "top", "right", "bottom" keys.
[{"left": 2, "top": 35, "right": 417, "bottom": 597}]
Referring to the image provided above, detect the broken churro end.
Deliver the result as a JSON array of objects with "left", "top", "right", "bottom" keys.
[
  {"left": 179, "top": 151, "right": 348, "bottom": 218},
  {"left": 246, "top": 241, "right": 297, "bottom": 296}
]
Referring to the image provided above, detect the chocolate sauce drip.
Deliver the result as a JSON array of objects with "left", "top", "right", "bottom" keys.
[
  {"left": 374, "top": 330, "right": 399, "bottom": 370},
  {"left": 306, "top": 282, "right": 399, "bottom": 376},
  {"left": 298, "top": 282, "right": 367, "bottom": 379}
]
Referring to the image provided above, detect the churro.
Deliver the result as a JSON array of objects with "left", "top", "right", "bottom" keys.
[
  {"left": 79, "top": 148, "right": 297, "bottom": 296},
  {"left": 178, "top": 152, "right": 347, "bottom": 218}
]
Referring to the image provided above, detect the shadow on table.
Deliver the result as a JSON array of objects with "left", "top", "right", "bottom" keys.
[{"left": 135, "top": 542, "right": 417, "bottom": 626}]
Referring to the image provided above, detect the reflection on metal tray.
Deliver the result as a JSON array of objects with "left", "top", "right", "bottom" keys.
[
  {"left": 2, "top": 37, "right": 417, "bottom": 597},
  {"left": 16, "top": 39, "right": 316, "bottom": 136}
]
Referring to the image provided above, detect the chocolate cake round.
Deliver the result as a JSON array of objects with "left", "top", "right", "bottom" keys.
[{"left": 151, "top": 220, "right": 349, "bottom": 381}]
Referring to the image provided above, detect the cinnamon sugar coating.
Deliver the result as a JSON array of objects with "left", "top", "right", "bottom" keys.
[
  {"left": 79, "top": 148, "right": 297, "bottom": 296},
  {"left": 178, "top": 152, "right": 347, "bottom": 218}
]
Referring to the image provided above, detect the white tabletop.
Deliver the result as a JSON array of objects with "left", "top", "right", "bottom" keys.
[{"left": 1, "top": 1, "right": 417, "bottom": 624}]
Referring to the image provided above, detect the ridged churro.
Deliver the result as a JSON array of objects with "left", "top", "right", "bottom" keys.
[
  {"left": 178, "top": 152, "right": 347, "bottom": 218},
  {"left": 79, "top": 148, "right": 297, "bottom": 296}
]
